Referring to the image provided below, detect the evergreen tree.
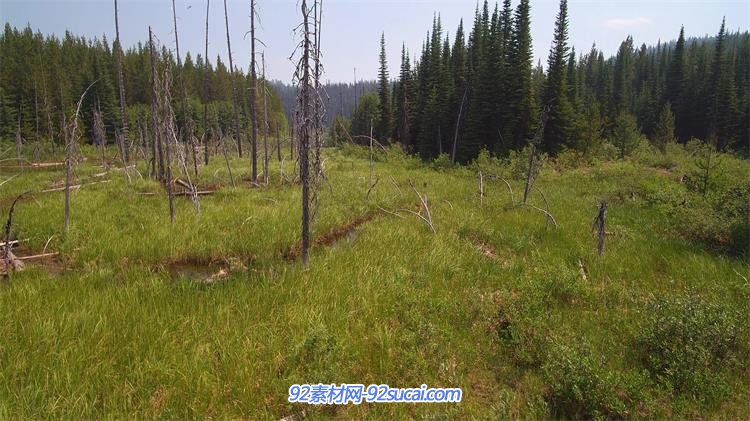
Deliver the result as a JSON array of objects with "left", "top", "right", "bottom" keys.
[
  {"left": 653, "top": 101, "right": 676, "bottom": 151},
  {"left": 394, "top": 44, "right": 411, "bottom": 143},
  {"left": 541, "top": 0, "right": 575, "bottom": 152},
  {"left": 377, "top": 33, "right": 393, "bottom": 142},
  {"left": 708, "top": 18, "right": 740, "bottom": 149},
  {"left": 666, "top": 26, "right": 686, "bottom": 140},
  {"left": 505, "top": 0, "right": 535, "bottom": 150}
]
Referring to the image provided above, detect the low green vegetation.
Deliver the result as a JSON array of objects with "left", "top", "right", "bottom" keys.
[{"left": 0, "top": 140, "right": 748, "bottom": 419}]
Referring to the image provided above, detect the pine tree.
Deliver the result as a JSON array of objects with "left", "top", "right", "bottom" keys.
[
  {"left": 394, "top": 44, "right": 411, "bottom": 143},
  {"left": 377, "top": 32, "right": 393, "bottom": 142},
  {"left": 506, "top": 0, "right": 535, "bottom": 150},
  {"left": 708, "top": 18, "right": 740, "bottom": 149},
  {"left": 653, "top": 101, "right": 676, "bottom": 151},
  {"left": 612, "top": 36, "right": 635, "bottom": 114},
  {"left": 541, "top": 0, "right": 575, "bottom": 152},
  {"left": 666, "top": 26, "right": 686, "bottom": 141}
]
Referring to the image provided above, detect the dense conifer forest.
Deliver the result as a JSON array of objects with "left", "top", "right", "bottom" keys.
[
  {"left": 343, "top": 0, "right": 749, "bottom": 162},
  {"left": 0, "top": 23, "right": 287, "bottom": 149}
]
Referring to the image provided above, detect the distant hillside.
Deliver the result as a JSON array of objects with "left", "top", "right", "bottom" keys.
[{"left": 270, "top": 80, "right": 377, "bottom": 126}]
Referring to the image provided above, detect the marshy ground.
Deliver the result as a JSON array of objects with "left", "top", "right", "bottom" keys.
[{"left": 0, "top": 143, "right": 748, "bottom": 418}]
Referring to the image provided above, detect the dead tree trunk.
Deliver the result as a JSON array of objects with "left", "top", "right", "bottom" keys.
[
  {"left": 171, "top": 0, "right": 199, "bottom": 179},
  {"left": 261, "top": 52, "right": 269, "bottom": 185},
  {"left": 64, "top": 81, "right": 98, "bottom": 232},
  {"left": 202, "top": 0, "right": 211, "bottom": 165},
  {"left": 34, "top": 86, "right": 40, "bottom": 161},
  {"left": 523, "top": 106, "right": 549, "bottom": 204},
  {"left": 249, "top": 0, "right": 259, "bottom": 182},
  {"left": 113, "top": 0, "right": 130, "bottom": 164},
  {"left": 276, "top": 122, "right": 282, "bottom": 162},
  {"left": 296, "top": 0, "right": 315, "bottom": 267},
  {"left": 451, "top": 87, "right": 467, "bottom": 163},
  {"left": 223, "top": 0, "right": 243, "bottom": 158},
  {"left": 92, "top": 104, "right": 108, "bottom": 168},
  {"left": 148, "top": 27, "right": 164, "bottom": 181},
  {"left": 593, "top": 201, "right": 608, "bottom": 256},
  {"left": 15, "top": 113, "right": 22, "bottom": 160}
]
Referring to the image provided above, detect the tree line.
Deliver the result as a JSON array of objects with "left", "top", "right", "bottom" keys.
[
  {"left": 345, "top": 0, "right": 749, "bottom": 162},
  {"left": 0, "top": 23, "right": 287, "bottom": 151}
]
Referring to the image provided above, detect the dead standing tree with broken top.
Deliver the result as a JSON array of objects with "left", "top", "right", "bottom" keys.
[
  {"left": 64, "top": 81, "right": 98, "bottom": 232},
  {"left": 293, "top": 0, "right": 325, "bottom": 267},
  {"left": 249, "top": 0, "right": 259, "bottom": 183},
  {"left": 113, "top": 0, "right": 131, "bottom": 173},
  {"left": 223, "top": 0, "right": 243, "bottom": 159},
  {"left": 523, "top": 105, "right": 550, "bottom": 204}
]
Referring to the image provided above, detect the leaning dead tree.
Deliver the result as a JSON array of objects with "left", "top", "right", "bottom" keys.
[
  {"left": 293, "top": 0, "right": 325, "bottom": 267},
  {"left": 523, "top": 105, "right": 550, "bottom": 204},
  {"left": 64, "top": 81, "right": 98, "bottom": 232},
  {"left": 223, "top": 0, "right": 243, "bottom": 158},
  {"left": 113, "top": 0, "right": 130, "bottom": 168}
]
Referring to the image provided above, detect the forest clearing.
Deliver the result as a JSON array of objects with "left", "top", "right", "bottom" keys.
[
  {"left": 0, "top": 141, "right": 748, "bottom": 418},
  {"left": 1, "top": 0, "right": 749, "bottom": 418}
]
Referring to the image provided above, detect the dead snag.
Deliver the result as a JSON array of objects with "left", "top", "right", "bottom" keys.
[
  {"left": 15, "top": 113, "right": 23, "bottom": 160},
  {"left": 451, "top": 87, "right": 467, "bottom": 164},
  {"left": 64, "top": 80, "right": 98, "bottom": 232},
  {"left": 478, "top": 171, "right": 484, "bottom": 205},
  {"left": 222, "top": 0, "right": 243, "bottom": 158},
  {"left": 202, "top": 0, "right": 211, "bottom": 165},
  {"left": 293, "top": 0, "right": 325, "bottom": 267},
  {"left": 148, "top": 27, "right": 164, "bottom": 181},
  {"left": 171, "top": 0, "right": 198, "bottom": 178},
  {"left": 261, "top": 52, "right": 270, "bottom": 185},
  {"left": 249, "top": 0, "right": 259, "bottom": 180},
  {"left": 92, "top": 104, "right": 108, "bottom": 169},
  {"left": 523, "top": 105, "right": 550, "bottom": 204},
  {"left": 113, "top": 0, "right": 130, "bottom": 164},
  {"left": 276, "top": 122, "right": 282, "bottom": 162},
  {"left": 593, "top": 201, "right": 608, "bottom": 256}
]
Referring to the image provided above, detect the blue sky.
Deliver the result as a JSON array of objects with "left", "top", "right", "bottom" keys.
[{"left": 1, "top": 0, "right": 748, "bottom": 82}]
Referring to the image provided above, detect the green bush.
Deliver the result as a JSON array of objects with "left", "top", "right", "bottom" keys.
[
  {"left": 430, "top": 153, "right": 455, "bottom": 171},
  {"left": 637, "top": 296, "right": 741, "bottom": 401},
  {"left": 543, "top": 343, "right": 630, "bottom": 419},
  {"left": 588, "top": 140, "right": 620, "bottom": 163},
  {"left": 552, "top": 148, "right": 591, "bottom": 171}
]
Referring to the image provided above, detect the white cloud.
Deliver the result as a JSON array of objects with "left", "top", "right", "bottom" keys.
[{"left": 603, "top": 17, "right": 652, "bottom": 30}]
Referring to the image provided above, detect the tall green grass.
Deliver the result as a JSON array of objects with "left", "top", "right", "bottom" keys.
[{"left": 0, "top": 142, "right": 747, "bottom": 418}]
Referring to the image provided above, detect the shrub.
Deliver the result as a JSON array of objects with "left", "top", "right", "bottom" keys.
[
  {"left": 552, "top": 148, "right": 590, "bottom": 171},
  {"left": 637, "top": 296, "right": 741, "bottom": 401},
  {"left": 430, "top": 153, "right": 454, "bottom": 171},
  {"left": 588, "top": 140, "right": 620, "bottom": 162},
  {"left": 543, "top": 343, "right": 630, "bottom": 419}
]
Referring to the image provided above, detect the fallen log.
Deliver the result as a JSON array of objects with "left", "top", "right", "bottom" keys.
[
  {"left": 137, "top": 190, "right": 215, "bottom": 197},
  {"left": 41, "top": 180, "right": 111, "bottom": 193},
  {"left": 16, "top": 252, "right": 59, "bottom": 261}
]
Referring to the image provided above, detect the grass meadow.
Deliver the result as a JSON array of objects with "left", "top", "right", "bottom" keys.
[{"left": 0, "top": 141, "right": 748, "bottom": 419}]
